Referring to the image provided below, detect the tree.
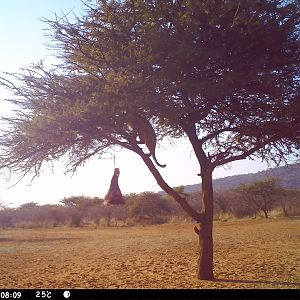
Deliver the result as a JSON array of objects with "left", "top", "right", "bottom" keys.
[
  {"left": 237, "top": 178, "right": 280, "bottom": 218},
  {"left": 0, "top": 202, "right": 15, "bottom": 229},
  {"left": 61, "top": 195, "right": 100, "bottom": 226},
  {"left": 0, "top": 201, "right": 10, "bottom": 210},
  {"left": 214, "top": 191, "right": 232, "bottom": 215},
  {"left": 19, "top": 202, "right": 38, "bottom": 210},
  {"left": 276, "top": 188, "right": 300, "bottom": 216},
  {"left": 230, "top": 188, "right": 259, "bottom": 218},
  {"left": 127, "top": 191, "right": 172, "bottom": 224},
  {"left": 0, "top": 0, "right": 299, "bottom": 280}
]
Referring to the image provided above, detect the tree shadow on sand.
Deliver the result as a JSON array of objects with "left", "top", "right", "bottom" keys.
[{"left": 214, "top": 278, "right": 300, "bottom": 287}]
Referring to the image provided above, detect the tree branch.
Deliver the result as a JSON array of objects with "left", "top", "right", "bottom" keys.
[
  {"left": 125, "top": 142, "right": 204, "bottom": 223},
  {"left": 212, "top": 143, "right": 265, "bottom": 168},
  {"left": 198, "top": 126, "right": 234, "bottom": 144},
  {"left": 181, "top": 121, "right": 212, "bottom": 176}
]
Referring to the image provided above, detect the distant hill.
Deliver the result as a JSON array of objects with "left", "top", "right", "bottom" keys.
[{"left": 182, "top": 163, "right": 300, "bottom": 194}]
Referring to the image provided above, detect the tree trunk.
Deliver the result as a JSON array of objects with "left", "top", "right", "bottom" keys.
[
  {"left": 138, "top": 144, "right": 212, "bottom": 279},
  {"left": 263, "top": 199, "right": 269, "bottom": 218},
  {"left": 282, "top": 206, "right": 289, "bottom": 217},
  {"left": 106, "top": 211, "right": 112, "bottom": 226},
  {"left": 196, "top": 170, "right": 214, "bottom": 280}
]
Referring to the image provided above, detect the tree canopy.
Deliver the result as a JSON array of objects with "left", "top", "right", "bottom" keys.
[
  {"left": 0, "top": 0, "right": 299, "bottom": 280},
  {"left": 1, "top": 0, "right": 299, "bottom": 178}
]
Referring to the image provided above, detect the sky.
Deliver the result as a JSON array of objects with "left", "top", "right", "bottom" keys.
[{"left": 0, "top": 1, "right": 272, "bottom": 208}]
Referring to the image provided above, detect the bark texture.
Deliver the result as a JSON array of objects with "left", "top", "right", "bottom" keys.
[{"left": 196, "top": 170, "right": 214, "bottom": 280}]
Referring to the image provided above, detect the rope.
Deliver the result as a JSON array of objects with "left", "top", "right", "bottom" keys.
[{"left": 113, "top": 144, "right": 116, "bottom": 168}]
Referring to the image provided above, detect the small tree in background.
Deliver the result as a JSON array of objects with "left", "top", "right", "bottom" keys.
[
  {"left": 127, "top": 192, "right": 172, "bottom": 225},
  {"left": 0, "top": 202, "right": 14, "bottom": 229},
  {"left": 277, "top": 188, "right": 300, "bottom": 216},
  {"left": 0, "top": 0, "right": 299, "bottom": 280},
  {"left": 237, "top": 178, "right": 280, "bottom": 218},
  {"left": 214, "top": 192, "right": 232, "bottom": 215}
]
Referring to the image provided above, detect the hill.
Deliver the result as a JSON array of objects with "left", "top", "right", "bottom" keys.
[{"left": 182, "top": 163, "right": 300, "bottom": 194}]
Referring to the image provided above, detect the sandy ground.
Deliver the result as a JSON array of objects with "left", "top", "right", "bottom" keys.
[{"left": 0, "top": 218, "right": 299, "bottom": 289}]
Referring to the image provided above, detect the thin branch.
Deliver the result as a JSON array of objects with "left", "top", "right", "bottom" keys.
[
  {"left": 198, "top": 126, "right": 234, "bottom": 144},
  {"left": 213, "top": 143, "right": 265, "bottom": 168}
]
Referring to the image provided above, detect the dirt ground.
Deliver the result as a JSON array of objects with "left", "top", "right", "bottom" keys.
[{"left": 0, "top": 218, "right": 299, "bottom": 289}]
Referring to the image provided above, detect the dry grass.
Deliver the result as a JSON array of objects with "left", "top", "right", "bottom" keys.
[{"left": 0, "top": 218, "right": 299, "bottom": 289}]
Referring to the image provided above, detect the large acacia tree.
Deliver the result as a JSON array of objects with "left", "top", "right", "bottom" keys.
[{"left": 0, "top": 0, "right": 299, "bottom": 280}]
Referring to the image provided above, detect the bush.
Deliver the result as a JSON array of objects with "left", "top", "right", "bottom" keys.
[{"left": 127, "top": 192, "right": 172, "bottom": 225}]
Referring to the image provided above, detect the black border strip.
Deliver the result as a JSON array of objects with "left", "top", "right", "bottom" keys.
[{"left": 0, "top": 288, "right": 297, "bottom": 300}]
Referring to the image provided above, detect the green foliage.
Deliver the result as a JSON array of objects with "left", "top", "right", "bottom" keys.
[
  {"left": 212, "top": 171, "right": 300, "bottom": 218},
  {"left": 127, "top": 192, "right": 172, "bottom": 225},
  {"left": 60, "top": 195, "right": 100, "bottom": 209},
  {"left": 0, "top": 182, "right": 299, "bottom": 228},
  {"left": 18, "top": 202, "right": 38, "bottom": 209}
]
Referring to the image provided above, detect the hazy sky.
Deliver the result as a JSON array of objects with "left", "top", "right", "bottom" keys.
[{"left": 0, "top": 1, "right": 271, "bottom": 208}]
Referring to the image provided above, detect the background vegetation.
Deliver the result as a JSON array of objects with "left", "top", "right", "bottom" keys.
[{"left": 1, "top": 165, "right": 299, "bottom": 229}]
